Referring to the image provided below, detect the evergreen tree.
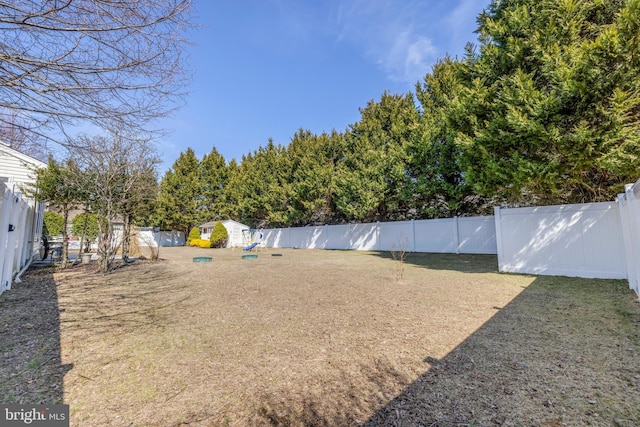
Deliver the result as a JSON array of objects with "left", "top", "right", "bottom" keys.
[
  {"left": 187, "top": 226, "right": 200, "bottom": 244},
  {"left": 286, "top": 129, "right": 344, "bottom": 225},
  {"left": 43, "top": 211, "right": 65, "bottom": 237},
  {"left": 32, "top": 156, "right": 83, "bottom": 267},
  {"left": 154, "top": 148, "right": 201, "bottom": 236},
  {"left": 198, "top": 147, "right": 228, "bottom": 223},
  {"left": 209, "top": 221, "right": 229, "bottom": 248},
  {"left": 410, "top": 57, "right": 487, "bottom": 218},
  {"left": 225, "top": 140, "right": 291, "bottom": 227},
  {"left": 71, "top": 212, "right": 101, "bottom": 253},
  {"left": 334, "top": 92, "right": 419, "bottom": 221},
  {"left": 457, "top": 0, "right": 640, "bottom": 204}
]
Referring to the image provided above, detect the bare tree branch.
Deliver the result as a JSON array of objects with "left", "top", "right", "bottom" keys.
[
  {"left": 0, "top": 0, "right": 193, "bottom": 147},
  {"left": 72, "top": 131, "right": 160, "bottom": 271}
]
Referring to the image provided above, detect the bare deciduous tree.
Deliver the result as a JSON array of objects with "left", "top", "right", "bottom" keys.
[
  {"left": 0, "top": 1, "right": 193, "bottom": 146},
  {"left": 0, "top": 108, "right": 49, "bottom": 161},
  {"left": 74, "top": 132, "right": 159, "bottom": 272}
]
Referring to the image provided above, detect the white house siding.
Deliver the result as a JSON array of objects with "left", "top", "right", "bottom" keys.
[{"left": 0, "top": 143, "right": 46, "bottom": 194}]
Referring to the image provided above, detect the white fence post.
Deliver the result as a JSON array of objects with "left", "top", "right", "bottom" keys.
[
  {"left": 0, "top": 184, "right": 12, "bottom": 292},
  {"left": 618, "top": 180, "right": 640, "bottom": 298},
  {"left": 411, "top": 219, "right": 416, "bottom": 252},
  {"left": 1, "top": 192, "right": 21, "bottom": 293},
  {"left": 454, "top": 216, "right": 460, "bottom": 254},
  {"left": 493, "top": 206, "right": 505, "bottom": 273},
  {"left": 14, "top": 197, "right": 28, "bottom": 272}
]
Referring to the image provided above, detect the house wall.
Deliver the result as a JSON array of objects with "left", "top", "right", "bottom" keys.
[{"left": 0, "top": 143, "right": 46, "bottom": 193}]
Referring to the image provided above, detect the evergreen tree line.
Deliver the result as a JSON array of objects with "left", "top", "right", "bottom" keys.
[{"left": 153, "top": 0, "right": 640, "bottom": 232}]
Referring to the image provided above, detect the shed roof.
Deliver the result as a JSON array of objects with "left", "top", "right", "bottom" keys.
[{"left": 199, "top": 219, "right": 249, "bottom": 229}]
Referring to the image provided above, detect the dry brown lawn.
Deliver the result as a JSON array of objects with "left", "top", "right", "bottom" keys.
[{"left": 1, "top": 246, "right": 639, "bottom": 426}]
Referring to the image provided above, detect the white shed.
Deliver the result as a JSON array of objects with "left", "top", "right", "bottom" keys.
[
  {"left": 0, "top": 142, "right": 47, "bottom": 193},
  {"left": 199, "top": 219, "right": 249, "bottom": 248}
]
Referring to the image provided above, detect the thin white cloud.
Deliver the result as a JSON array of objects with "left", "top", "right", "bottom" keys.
[
  {"left": 260, "top": 0, "right": 489, "bottom": 85},
  {"left": 330, "top": 0, "right": 443, "bottom": 85},
  {"left": 443, "top": 0, "right": 491, "bottom": 57}
]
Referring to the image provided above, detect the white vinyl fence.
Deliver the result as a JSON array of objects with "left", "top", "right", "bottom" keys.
[
  {"left": 261, "top": 216, "right": 497, "bottom": 254},
  {"left": 493, "top": 177, "right": 640, "bottom": 298},
  {"left": 494, "top": 202, "right": 627, "bottom": 279},
  {"left": 261, "top": 177, "right": 640, "bottom": 298},
  {"left": 0, "top": 182, "right": 45, "bottom": 295},
  {"left": 136, "top": 228, "right": 185, "bottom": 247},
  {"left": 617, "top": 179, "right": 640, "bottom": 297}
]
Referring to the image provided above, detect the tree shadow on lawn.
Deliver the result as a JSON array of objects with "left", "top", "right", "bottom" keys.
[
  {"left": 0, "top": 265, "right": 72, "bottom": 405},
  {"left": 257, "top": 275, "right": 640, "bottom": 426},
  {"left": 0, "top": 260, "right": 185, "bottom": 408}
]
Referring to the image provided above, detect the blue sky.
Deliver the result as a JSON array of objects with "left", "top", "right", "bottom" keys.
[{"left": 156, "top": 0, "right": 492, "bottom": 172}]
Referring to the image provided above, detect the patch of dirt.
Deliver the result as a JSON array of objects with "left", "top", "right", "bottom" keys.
[{"left": 1, "top": 248, "right": 639, "bottom": 426}]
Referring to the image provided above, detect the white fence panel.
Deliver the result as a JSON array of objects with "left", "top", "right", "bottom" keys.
[
  {"left": 262, "top": 228, "right": 286, "bottom": 248},
  {"left": 261, "top": 216, "right": 498, "bottom": 255},
  {"left": 413, "top": 219, "right": 457, "bottom": 253},
  {"left": 0, "top": 182, "right": 44, "bottom": 295},
  {"left": 304, "top": 226, "right": 327, "bottom": 249},
  {"left": 137, "top": 229, "right": 185, "bottom": 247},
  {"left": 458, "top": 216, "right": 497, "bottom": 254},
  {"left": 1, "top": 191, "right": 22, "bottom": 292},
  {"left": 289, "top": 226, "right": 311, "bottom": 248},
  {"left": 378, "top": 221, "right": 413, "bottom": 251},
  {"left": 158, "top": 231, "right": 185, "bottom": 247},
  {"left": 348, "top": 223, "right": 379, "bottom": 250},
  {"left": 618, "top": 179, "right": 640, "bottom": 297},
  {"left": 326, "top": 224, "right": 352, "bottom": 249},
  {"left": 494, "top": 202, "right": 627, "bottom": 279},
  {"left": 11, "top": 197, "right": 27, "bottom": 274},
  {"left": 0, "top": 185, "right": 14, "bottom": 292}
]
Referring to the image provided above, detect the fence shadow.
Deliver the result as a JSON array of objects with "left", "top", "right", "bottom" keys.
[
  {"left": 369, "top": 251, "right": 500, "bottom": 274},
  {"left": 0, "top": 264, "right": 72, "bottom": 404},
  {"left": 252, "top": 274, "right": 640, "bottom": 426},
  {"left": 364, "top": 275, "right": 640, "bottom": 426}
]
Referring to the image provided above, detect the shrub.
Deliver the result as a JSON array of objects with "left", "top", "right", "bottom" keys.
[
  {"left": 188, "top": 238, "right": 212, "bottom": 248},
  {"left": 198, "top": 239, "right": 212, "bottom": 248},
  {"left": 71, "top": 213, "right": 101, "bottom": 252},
  {"left": 43, "top": 211, "right": 64, "bottom": 237},
  {"left": 209, "top": 222, "right": 229, "bottom": 248},
  {"left": 187, "top": 226, "right": 201, "bottom": 245}
]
